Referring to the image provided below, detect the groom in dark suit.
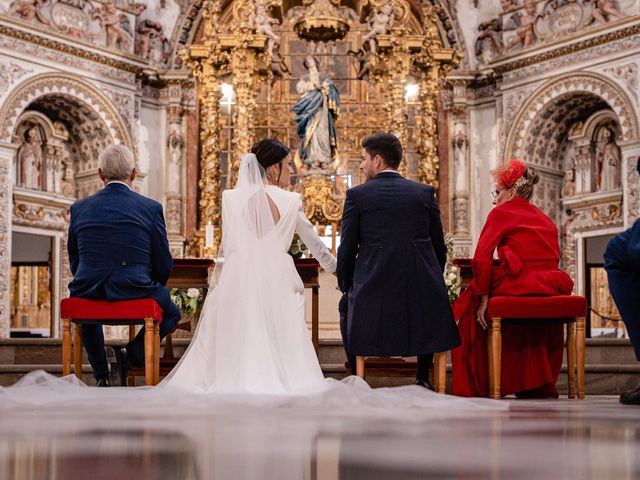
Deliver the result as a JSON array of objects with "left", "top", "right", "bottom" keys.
[
  {"left": 67, "top": 144, "right": 180, "bottom": 386},
  {"left": 337, "top": 133, "right": 460, "bottom": 388}
]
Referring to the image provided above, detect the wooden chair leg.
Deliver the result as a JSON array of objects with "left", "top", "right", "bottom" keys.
[
  {"left": 128, "top": 325, "right": 136, "bottom": 343},
  {"left": 62, "top": 318, "right": 72, "bottom": 376},
  {"left": 144, "top": 317, "right": 154, "bottom": 386},
  {"left": 567, "top": 321, "right": 577, "bottom": 399},
  {"left": 576, "top": 316, "right": 586, "bottom": 400},
  {"left": 488, "top": 317, "right": 502, "bottom": 400},
  {"left": 356, "top": 356, "right": 365, "bottom": 379},
  {"left": 434, "top": 352, "right": 446, "bottom": 394},
  {"left": 73, "top": 322, "right": 83, "bottom": 379},
  {"left": 153, "top": 322, "right": 160, "bottom": 385}
]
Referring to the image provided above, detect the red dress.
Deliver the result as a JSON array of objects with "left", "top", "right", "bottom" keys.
[{"left": 451, "top": 197, "right": 573, "bottom": 398}]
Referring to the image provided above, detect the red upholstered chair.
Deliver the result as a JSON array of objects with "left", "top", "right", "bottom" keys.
[
  {"left": 486, "top": 295, "right": 588, "bottom": 400},
  {"left": 60, "top": 298, "right": 164, "bottom": 386}
]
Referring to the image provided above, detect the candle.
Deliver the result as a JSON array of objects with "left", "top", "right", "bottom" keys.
[{"left": 205, "top": 222, "right": 214, "bottom": 249}]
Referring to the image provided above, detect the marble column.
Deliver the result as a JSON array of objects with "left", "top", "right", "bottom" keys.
[
  {"left": 0, "top": 143, "right": 16, "bottom": 339},
  {"left": 164, "top": 83, "right": 186, "bottom": 256},
  {"left": 449, "top": 78, "right": 473, "bottom": 257}
]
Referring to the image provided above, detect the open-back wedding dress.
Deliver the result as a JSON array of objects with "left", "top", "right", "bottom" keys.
[{"left": 0, "top": 154, "right": 506, "bottom": 414}]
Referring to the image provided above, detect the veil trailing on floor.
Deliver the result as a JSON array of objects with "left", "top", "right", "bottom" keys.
[{"left": 0, "top": 154, "right": 508, "bottom": 413}]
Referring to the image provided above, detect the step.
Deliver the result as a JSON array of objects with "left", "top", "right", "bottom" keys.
[{"left": 1, "top": 338, "right": 635, "bottom": 366}]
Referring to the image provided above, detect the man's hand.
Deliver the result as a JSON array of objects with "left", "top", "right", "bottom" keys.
[{"left": 476, "top": 295, "right": 489, "bottom": 329}]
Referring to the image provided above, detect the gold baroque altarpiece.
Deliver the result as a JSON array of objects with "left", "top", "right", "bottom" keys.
[{"left": 184, "top": 0, "right": 459, "bottom": 253}]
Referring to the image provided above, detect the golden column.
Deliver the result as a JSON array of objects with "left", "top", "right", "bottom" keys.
[
  {"left": 368, "top": 0, "right": 459, "bottom": 185},
  {"left": 184, "top": 0, "right": 271, "bottom": 253}
]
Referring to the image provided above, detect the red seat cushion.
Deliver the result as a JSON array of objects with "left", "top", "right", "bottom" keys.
[
  {"left": 487, "top": 295, "right": 587, "bottom": 319},
  {"left": 61, "top": 298, "right": 164, "bottom": 322}
]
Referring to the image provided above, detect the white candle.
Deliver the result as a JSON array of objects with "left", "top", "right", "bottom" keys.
[{"left": 205, "top": 222, "right": 214, "bottom": 248}]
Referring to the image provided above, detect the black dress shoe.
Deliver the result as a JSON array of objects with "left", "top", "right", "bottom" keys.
[
  {"left": 415, "top": 379, "right": 435, "bottom": 391},
  {"left": 96, "top": 378, "right": 110, "bottom": 387},
  {"left": 620, "top": 386, "right": 640, "bottom": 405},
  {"left": 111, "top": 346, "right": 130, "bottom": 387}
]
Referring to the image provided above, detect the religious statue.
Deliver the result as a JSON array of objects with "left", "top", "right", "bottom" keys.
[
  {"left": 60, "top": 146, "right": 75, "bottom": 197},
  {"left": 17, "top": 127, "right": 43, "bottom": 190},
  {"left": 475, "top": 18, "right": 503, "bottom": 58},
  {"left": 8, "top": 0, "right": 48, "bottom": 23},
  {"left": 167, "top": 123, "right": 183, "bottom": 194},
  {"left": 348, "top": 42, "right": 373, "bottom": 80},
  {"left": 292, "top": 56, "right": 340, "bottom": 171},
  {"left": 506, "top": 0, "right": 538, "bottom": 50},
  {"left": 135, "top": 20, "right": 169, "bottom": 64},
  {"left": 562, "top": 161, "right": 576, "bottom": 197},
  {"left": 361, "top": 2, "right": 394, "bottom": 53},
  {"left": 596, "top": 128, "right": 621, "bottom": 191},
  {"left": 252, "top": 1, "right": 280, "bottom": 56},
  {"left": 99, "top": 1, "right": 131, "bottom": 51},
  {"left": 591, "top": 0, "right": 624, "bottom": 24},
  {"left": 269, "top": 43, "right": 289, "bottom": 84}
]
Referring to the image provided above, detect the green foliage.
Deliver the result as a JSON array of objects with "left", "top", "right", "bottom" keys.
[
  {"left": 288, "top": 233, "right": 309, "bottom": 258},
  {"left": 169, "top": 288, "right": 204, "bottom": 314},
  {"left": 443, "top": 234, "right": 460, "bottom": 304}
]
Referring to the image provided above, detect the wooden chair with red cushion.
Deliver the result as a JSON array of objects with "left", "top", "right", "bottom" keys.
[
  {"left": 486, "top": 295, "right": 588, "bottom": 400},
  {"left": 60, "top": 298, "right": 164, "bottom": 386}
]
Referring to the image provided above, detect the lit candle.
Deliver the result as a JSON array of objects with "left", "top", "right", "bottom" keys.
[{"left": 205, "top": 222, "right": 214, "bottom": 249}]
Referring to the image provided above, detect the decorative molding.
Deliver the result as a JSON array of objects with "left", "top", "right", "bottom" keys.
[
  {"left": 0, "top": 21, "right": 146, "bottom": 77},
  {"left": 0, "top": 73, "right": 133, "bottom": 149},
  {"left": 491, "top": 21, "right": 640, "bottom": 75}
]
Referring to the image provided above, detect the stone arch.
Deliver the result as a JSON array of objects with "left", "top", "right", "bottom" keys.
[
  {"left": 505, "top": 71, "right": 639, "bottom": 167},
  {"left": 0, "top": 73, "right": 132, "bottom": 148}
]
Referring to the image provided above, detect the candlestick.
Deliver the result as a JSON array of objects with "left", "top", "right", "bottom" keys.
[{"left": 205, "top": 222, "right": 214, "bottom": 249}]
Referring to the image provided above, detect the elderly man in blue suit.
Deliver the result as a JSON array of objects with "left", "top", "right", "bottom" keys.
[
  {"left": 67, "top": 145, "right": 180, "bottom": 386},
  {"left": 605, "top": 157, "right": 640, "bottom": 405},
  {"left": 337, "top": 133, "right": 460, "bottom": 389}
]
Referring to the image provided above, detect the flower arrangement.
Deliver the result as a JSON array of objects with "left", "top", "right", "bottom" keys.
[
  {"left": 288, "top": 233, "right": 309, "bottom": 258},
  {"left": 170, "top": 288, "right": 204, "bottom": 314},
  {"left": 443, "top": 234, "right": 460, "bottom": 304}
]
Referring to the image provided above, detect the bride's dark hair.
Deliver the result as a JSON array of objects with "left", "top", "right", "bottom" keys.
[{"left": 251, "top": 139, "right": 290, "bottom": 170}]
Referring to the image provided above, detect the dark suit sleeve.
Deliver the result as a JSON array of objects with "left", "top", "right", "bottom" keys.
[
  {"left": 67, "top": 205, "right": 79, "bottom": 276},
  {"left": 150, "top": 204, "right": 173, "bottom": 286},
  {"left": 427, "top": 188, "right": 447, "bottom": 272},
  {"left": 337, "top": 189, "right": 360, "bottom": 293}
]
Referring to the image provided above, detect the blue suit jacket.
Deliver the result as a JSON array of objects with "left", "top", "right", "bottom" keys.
[
  {"left": 337, "top": 172, "right": 460, "bottom": 356},
  {"left": 67, "top": 183, "right": 173, "bottom": 304}
]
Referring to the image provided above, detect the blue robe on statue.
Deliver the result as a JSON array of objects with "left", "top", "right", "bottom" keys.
[
  {"left": 605, "top": 159, "right": 640, "bottom": 358},
  {"left": 292, "top": 79, "right": 340, "bottom": 165}
]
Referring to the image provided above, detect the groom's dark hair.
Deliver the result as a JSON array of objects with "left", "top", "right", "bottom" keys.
[
  {"left": 252, "top": 139, "right": 290, "bottom": 169},
  {"left": 362, "top": 133, "right": 403, "bottom": 169}
]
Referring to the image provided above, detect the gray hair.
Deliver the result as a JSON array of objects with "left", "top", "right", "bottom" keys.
[{"left": 98, "top": 144, "right": 135, "bottom": 181}]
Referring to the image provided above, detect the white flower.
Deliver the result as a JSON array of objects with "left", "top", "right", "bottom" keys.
[{"left": 186, "top": 288, "right": 200, "bottom": 298}]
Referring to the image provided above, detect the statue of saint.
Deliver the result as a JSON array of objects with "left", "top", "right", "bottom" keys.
[
  {"left": 597, "top": 128, "right": 621, "bottom": 191},
  {"left": 17, "top": 127, "right": 43, "bottom": 189},
  {"left": 293, "top": 56, "right": 340, "bottom": 171}
]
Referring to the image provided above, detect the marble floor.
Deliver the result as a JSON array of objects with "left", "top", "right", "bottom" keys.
[{"left": 1, "top": 396, "right": 639, "bottom": 480}]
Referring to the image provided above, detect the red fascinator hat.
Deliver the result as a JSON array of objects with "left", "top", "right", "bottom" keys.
[{"left": 491, "top": 159, "right": 527, "bottom": 190}]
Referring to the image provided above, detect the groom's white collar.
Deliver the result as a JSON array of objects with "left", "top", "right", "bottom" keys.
[{"left": 106, "top": 181, "right": 132, "bottom": 190}]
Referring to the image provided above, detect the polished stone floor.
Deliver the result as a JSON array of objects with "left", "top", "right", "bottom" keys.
[{"left": 1, "top": 397, "right": 639, "bottom": 480}]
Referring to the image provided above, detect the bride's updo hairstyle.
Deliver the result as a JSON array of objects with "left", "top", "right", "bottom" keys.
[
  {"left": 492, "top": 159, "right": 539, "bottom": 201},
  {"left": 251, "top": 139, "right": 290, "bottom": 171}
]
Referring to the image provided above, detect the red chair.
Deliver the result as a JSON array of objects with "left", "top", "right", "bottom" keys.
[
  {"left": 61, "top": 298, "right": 164, "bottom": 386},
  {"left": 486, "top": 295, "right": 588, "bottom": 400}
]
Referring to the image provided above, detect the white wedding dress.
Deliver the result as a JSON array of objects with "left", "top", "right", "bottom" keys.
[
  {"left": 159, "top": 154, "right": 336, "bottom": 395},
  {"left": 0, "top": 154, "right": 507, "bottom": 415}
]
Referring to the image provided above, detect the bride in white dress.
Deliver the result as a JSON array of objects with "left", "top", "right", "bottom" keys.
[{"left": 160, "top": 140, "right": 336, "bottom": 395}]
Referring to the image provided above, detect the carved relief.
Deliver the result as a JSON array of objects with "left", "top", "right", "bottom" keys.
[
  {"left": 0, "top": 62, "right": 31, "bottom": 95},
  {"left": 135, "top": 19, "right": 169, "bottom": 64},
  {"left": 603, "top": 63, "right": 639, "bottom": 104}
]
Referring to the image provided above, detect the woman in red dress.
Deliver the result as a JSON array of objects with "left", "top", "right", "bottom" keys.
[{"left": 451, "top": 160, "right": 573, "bottom": 398}]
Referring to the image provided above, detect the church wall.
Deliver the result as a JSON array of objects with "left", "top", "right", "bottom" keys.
[{"left": 137, "top": 102, "right": 166, "bottom": 203}]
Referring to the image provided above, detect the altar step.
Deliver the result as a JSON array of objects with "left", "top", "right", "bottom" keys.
[{"left": 0, "top": 338, "right": 638, "bottom": 395}]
